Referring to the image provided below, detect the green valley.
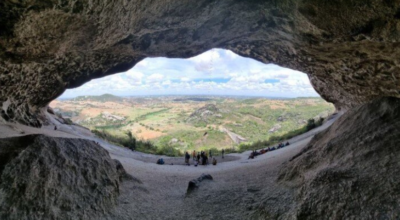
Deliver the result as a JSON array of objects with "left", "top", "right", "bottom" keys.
[{"left": 51, "top": 95, "right": 335, "bottom": 154}]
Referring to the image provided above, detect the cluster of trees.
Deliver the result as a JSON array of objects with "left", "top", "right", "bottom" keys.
[
  {"left": 138, "top": 122, "right": 156, "bottom": 131},
  {"left": 305, "top": 117, "right": 324, "bottom": 131}
]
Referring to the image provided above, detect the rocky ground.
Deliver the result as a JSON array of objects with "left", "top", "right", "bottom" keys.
[{"left": 0, "top": 109, "right": 337, "bottom": 220}]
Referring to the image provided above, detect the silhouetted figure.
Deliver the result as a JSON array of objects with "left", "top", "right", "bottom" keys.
[
  {"left": 222, "top": 149, "right": 225, "bottom": 159},
  {"left": 200, "top": 151, "right": 208, "bottom": 165},
  {"left": 185, "top": 152, "right": 190, "bottom": 165}
]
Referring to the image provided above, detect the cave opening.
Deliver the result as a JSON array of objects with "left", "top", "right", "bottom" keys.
[
  {"left": 51, "top": 49, "right": 334, "bottom": 157},
  {"left": 2, "top": 1, "right": 400, "bottom": 219}
]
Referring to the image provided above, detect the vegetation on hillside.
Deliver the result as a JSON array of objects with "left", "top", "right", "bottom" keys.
[
  {"left": 92, "top": 129, "right": 183, "bottom": 157},
  {"left": 238, "top": 118, "right": 324, "bottom": 152},
  {"left": 51, "top": 95, "right": 335, "bottom": 156},
  {"left": 73, "top": 93, "right": 124, "bottom": 102}
]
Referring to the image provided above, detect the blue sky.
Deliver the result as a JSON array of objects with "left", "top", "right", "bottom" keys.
[{"left": 60, "top": 49, "right": 319, "bottom": 98}]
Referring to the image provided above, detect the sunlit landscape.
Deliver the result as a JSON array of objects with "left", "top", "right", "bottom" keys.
[
  {"left": 51, "top": 94, "right": 334, "bottom": 155},
  {"left": 51, "top": 49, "right": 335, "bottom": 156}
]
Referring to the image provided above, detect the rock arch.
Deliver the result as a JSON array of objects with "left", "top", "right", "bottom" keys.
[{"left": 2, "top": 0, "right": 400, "bottom": 126}]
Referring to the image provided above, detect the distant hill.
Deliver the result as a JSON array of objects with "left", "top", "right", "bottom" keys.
[
  {"left": 72, "top": 94, "right": 124, "bottom": 102},
  {"left": 173, "top": 97, "right": 211, "bottom": 102},
  {"left": 186, "top": 104, "right": 222, "bottom": 124}
]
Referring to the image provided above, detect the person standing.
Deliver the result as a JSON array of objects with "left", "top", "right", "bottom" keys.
[
  {"left": 222, "top": 149, "right": 225, "bottom": 159},
  {"left": 209, "top": 149, "right": 212, "bottom": 158},
  {"left": 185, "top": 152, "right": 190, "bottom": 165},
  {"left": 192, "top": 150, "right": 196, "bottom": 161}
]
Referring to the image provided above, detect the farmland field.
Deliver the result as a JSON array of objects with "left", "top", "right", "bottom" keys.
[{"left": 51, "top": 94, "right": 335, "bottom": 152}]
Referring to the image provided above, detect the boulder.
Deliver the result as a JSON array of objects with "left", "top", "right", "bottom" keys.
[
  {"left": 187, "top": 173, "right": 213, "bottom": 194},
  {"left": 0, "top": 135, "right": 124, "bottom": 220}
]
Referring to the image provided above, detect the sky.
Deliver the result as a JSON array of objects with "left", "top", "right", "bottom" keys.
[{"left": 60, "top": 49, "right": 319, "bottom": 98}]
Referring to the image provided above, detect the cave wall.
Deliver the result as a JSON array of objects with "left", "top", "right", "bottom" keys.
[
  {"left": 278, "top": 97, "right": 400, "bottom": 219},
  {"left": 0, "top": 135, "right": 125, "bottom": 220},
  {"left": 1, "top": 0, "right": 400, "bottom": 126}
]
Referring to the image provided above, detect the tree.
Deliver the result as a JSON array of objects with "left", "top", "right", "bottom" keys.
[
  {"left": 125, "top": 130, "right": 136, "bottom": 151},
  {"left": 306, "top": 118, "right": 316, "bottom": 131}
]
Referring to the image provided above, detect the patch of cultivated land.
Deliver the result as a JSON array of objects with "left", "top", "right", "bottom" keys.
[{"left": 50, "top": 95, "right": 335, "bottom": 152}]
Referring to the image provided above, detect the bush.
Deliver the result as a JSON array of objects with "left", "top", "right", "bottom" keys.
[
  {"left": 306, "top": 118, "right": 316, "bottom": 130},
  {"left": 64, "top": 118, "right": 74, "bottom": 125}
]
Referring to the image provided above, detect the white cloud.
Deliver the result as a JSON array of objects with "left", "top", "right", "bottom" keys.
[
  {"left": 225, "top": 50, "right": 240, "bottom": 59},
  {"left": 135, "top": 59, "right": 148, "bottom": 67},
  {"left": 180, "top": 77, "right": 191, "bottom": 82},
  {"left": 189, "top": 49, "right": 221, "bottom": 72},
  {"left": 162, "top": 80, "right": 172, "bottom": 86},
  {"left": 125, "top": 70, "right": 144, "bottom": 86},
  {"left": 146, "top": 73, "right": 164, "bottom": 84},
  {"left": 61, "top": 49, "right": 319, "bottom": 98}
]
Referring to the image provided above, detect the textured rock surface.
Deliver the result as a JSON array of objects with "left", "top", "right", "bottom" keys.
[
  {"left": 0, "top": 135, "right": 122, "bottom": 220},
  {"left": 278, "top": 97, "right": 400, "bottom": 219},
  {"left": 2, "top": 1, "right": 400, "bottom": 125}
]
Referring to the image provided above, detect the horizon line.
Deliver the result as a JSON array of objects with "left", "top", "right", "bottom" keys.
[{"left": 57, "top": 93, "right": 321, "bottom": 100}]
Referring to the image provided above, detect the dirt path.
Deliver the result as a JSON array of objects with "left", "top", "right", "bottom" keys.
[{"left": 220, "top": 126, "right": 247, "bottom": 144}]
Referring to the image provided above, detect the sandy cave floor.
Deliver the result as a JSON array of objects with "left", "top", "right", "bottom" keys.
[{"left": 0, "top": 116, "right": 338, "bottom": 220}]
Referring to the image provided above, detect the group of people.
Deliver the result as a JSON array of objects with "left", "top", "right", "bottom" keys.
[
  {"left": 157, "top": 141, "right": 291, "bottom": 165},
  {"left": 157, "top": 149, "right": 226, "bottom": 166},
  {"left": 248, "top": 142, "right": 290, "bottom": 159},
  {"left": 184, "top": 149, "right": 225, "bottom": 166}
]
